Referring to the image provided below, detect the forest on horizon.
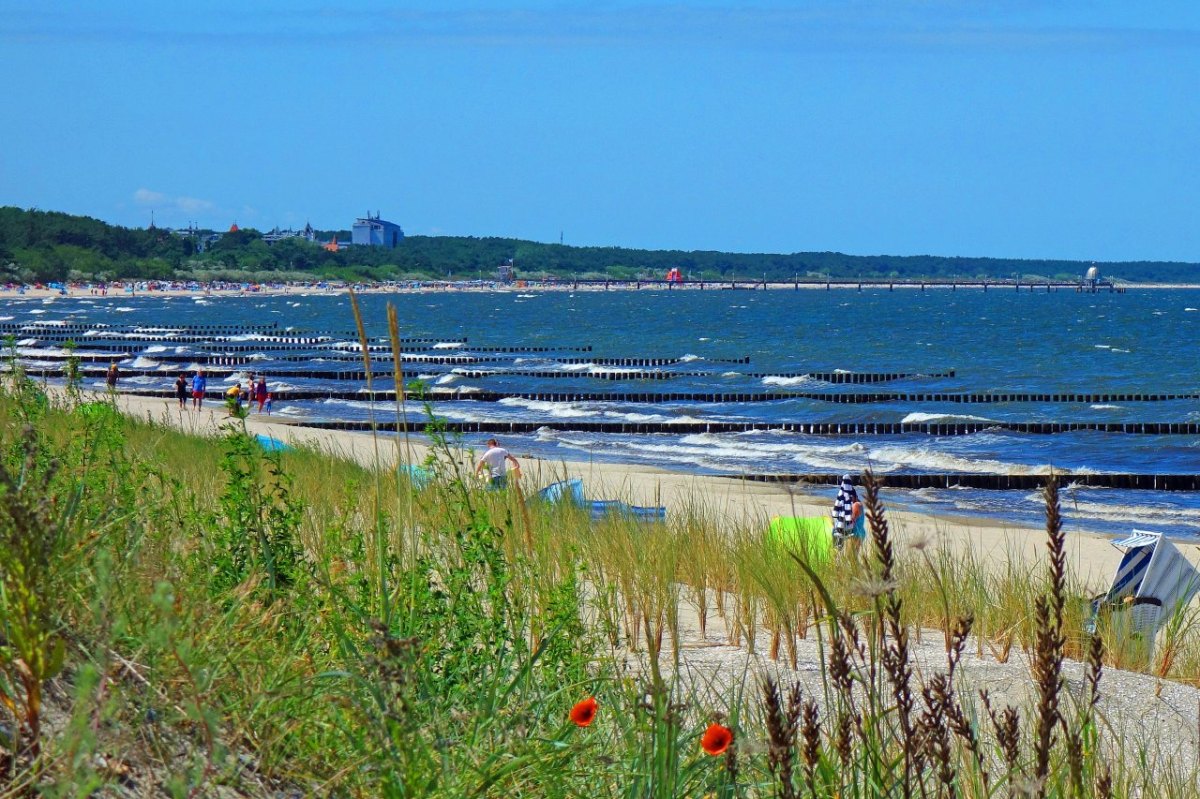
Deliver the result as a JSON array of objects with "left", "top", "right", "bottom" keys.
[{"left": 0, "top": 206, "right": 1195, "bottom": 284}]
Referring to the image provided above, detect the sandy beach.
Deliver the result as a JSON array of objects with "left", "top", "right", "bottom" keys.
[{"left": 105, "top": 387, "right": 1198, "bottom": 592}]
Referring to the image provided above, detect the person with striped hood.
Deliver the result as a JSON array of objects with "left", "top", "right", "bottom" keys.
[{"left": 831, "top": 474, "right": 865, "bottom": 547}]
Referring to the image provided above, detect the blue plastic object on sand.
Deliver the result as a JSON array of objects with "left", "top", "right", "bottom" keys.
[
  {"left": 537, "top": 478, "right": 666, "bottom": 523},
  {"left": 400, "top": 463, "right": 433, "bottom": 489},
  {"left": 538, "top": 478, "right": 586, "bottom": 505},
  {"left": 254, "top": 434, "right": 292, "bottom": 452}
]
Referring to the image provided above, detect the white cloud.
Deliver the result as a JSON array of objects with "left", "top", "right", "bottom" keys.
[
  {"left": 175, "top": 195, "right": 217, "bottom": 214},
  {"left": 133, "top": 188, "right": 218, "bottom": 217},
  {"left": 133, "top": 188, "right": 167, "bottom": 205}
]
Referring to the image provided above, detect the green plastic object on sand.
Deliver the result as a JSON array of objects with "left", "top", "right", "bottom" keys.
[{"left": 766, "top": 516, "right": 834, "bottom": 562}]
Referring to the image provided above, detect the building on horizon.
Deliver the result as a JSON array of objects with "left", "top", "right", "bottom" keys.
[
  {"left": 263, "top": 222, "right": 318, "bottom": 245},
  {"left": 497, "top": 258, "right": 515, "bottom": 282},
  {"left": 352, "top": 212, "right": 404, "bottom": 248}
]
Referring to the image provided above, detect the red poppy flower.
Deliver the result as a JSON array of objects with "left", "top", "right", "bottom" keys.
[
  {"left": 701, "top": 723, "right": 733, "bottom": 755},
  {"left": 569, "top": 696, "right": 598, "bottom": 727}
]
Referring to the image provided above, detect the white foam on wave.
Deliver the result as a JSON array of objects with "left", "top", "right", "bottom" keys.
[
  {"left": 431, "top": 405, "right": 490, "bottom": 423},
  {"left": 1186, "top": 308, "right": 1198, "bottom": 312},
  {"left": 322, "top": 399, "right": 378, "bottom": 411},
  {"left": 406, "top": 352, "right": 459, "bottom": 362},
  {"left": 867, "top": 445, "right": 1066, "bottom": 476},
  {"left": 1028, "top": 495, "right": 1200, "bottom": 526},
  {"left": 555, "top": 431, "right": 871, "bottom": 472},
  {"left": 28, "top": 309, "right": 46, "bottom": 315},
  {"left": 434, "top": 342, "right": 463, "bottom": 349},
  {"left": 144, "top": 345, "right": 167, "bottom": 353},
  {"left": 1090, "top": 404, "right": 1122, "bottom": 410},
  {"left": 602, "top": 410, "right": 674, "bottom": 423},
  {"left": 1094, "top": 344, "right": 1111, "bottom": 349},
  {"left": 901, "top": 412, "right": 996, "bottom": 424},
  {"left": 130, "top": 357, "right": 159, "bottom": 368},
  {"left": 498, "top": 397, "right": 596, "bottom": 418},
  {"left": 587, "top": 365, "right": 642, "bottom": 376},
  {"left": 435, "top": 374, "right": 459, "bottom": 385},
  {"left": 762, "top": 375, "right": 820, "bottom": 387},
  {"left": 114, "top": 307, "right": 135, "bottom": 312},
  {"left": 0, "top": 317, "right": 11, "bottom": 321},
  {"left": 678, "top": 354, "right": 701, "bottom": 362}
]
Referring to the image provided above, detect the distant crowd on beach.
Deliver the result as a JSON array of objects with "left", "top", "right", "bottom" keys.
[{"left": 104, "top": 364, "right": 273, "bottom": 416}]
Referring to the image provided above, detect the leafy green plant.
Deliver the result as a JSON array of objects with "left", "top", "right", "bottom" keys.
[
  {"left": 0, "top": 427, "right": 68, "bottom": 778},
  {"left": 204, "top": 423, "right": 303, "bottom": 598}
]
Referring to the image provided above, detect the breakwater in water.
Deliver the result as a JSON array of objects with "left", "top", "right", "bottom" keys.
[{"left": 5, "top": 287, "right": 1199, "bottom": 537}]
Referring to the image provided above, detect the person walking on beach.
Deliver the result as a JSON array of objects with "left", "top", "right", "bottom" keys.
[
  {"left": 263, "top": 393, "right": 273, "bottom": 415},
  {"left": 105, "top": 361, "right": 120, "bottom": 390},
  {"left": 475, "top": 438, "right": 521, "bottom": 489},
  {"left": 174, "top": 373, "right": 189, "bottom": 409},
  {"left": 254, "top": 376, "right": 268, "bottom": 412},
  {"left": 831, "top": 474, "right": 861, "bottom": 547},
  {"left": 191, "top": 370, "right": 207, "bottom": 410}
]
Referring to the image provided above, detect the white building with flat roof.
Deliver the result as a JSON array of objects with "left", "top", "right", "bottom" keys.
[{"left": 351, "top": 212, "right": 404, "bottom": 248}]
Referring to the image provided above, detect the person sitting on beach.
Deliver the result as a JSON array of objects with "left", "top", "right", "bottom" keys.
[
  {"left": 474, "top": 438, "right": 521, "bottom": 489},
  {"left": 174, "top": 373, "right": 188, "bottom": 409},
  {"left": 846, "top": 500, "right": 867, "bottom": 552},
  {"left": 226, "top": 383, "right": 244, "bottom": 416},
  {"left": 191, "top": 370, "right": 207, "bottom": 410}
]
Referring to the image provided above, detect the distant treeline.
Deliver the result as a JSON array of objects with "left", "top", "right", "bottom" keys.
[{"left": 1, "top": 206, "right": 1196, "bottom": 283}]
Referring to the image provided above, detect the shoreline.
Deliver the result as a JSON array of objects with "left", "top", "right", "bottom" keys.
[
  {"left": 5, "top": 281, "right": 1200, "bottom": 302},
  {"left": 95, "top": 387, "right": 1187, "bottom": 593}
]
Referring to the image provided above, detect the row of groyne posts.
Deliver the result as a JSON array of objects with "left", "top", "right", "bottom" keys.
[
  {"left": 734, "top": 473, "right": 1200, "bottom": 491},
  {"left": 256, "top": 419, "right": 1200, "bottom": 436},
  {"left": 8, "top": 323, "right": 1194, "bottom": 494},
  {"left": 566, "top": 278, "right": 1124, "bottom": 293}
]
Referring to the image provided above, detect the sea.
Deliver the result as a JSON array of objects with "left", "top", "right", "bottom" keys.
[{"left": 7, "top": 286, "right": 1200, "bottom": 540}]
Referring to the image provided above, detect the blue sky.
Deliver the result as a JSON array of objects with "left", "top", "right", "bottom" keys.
[{"left": 2, "top": 1, "right": 1199, "bottom": 261}]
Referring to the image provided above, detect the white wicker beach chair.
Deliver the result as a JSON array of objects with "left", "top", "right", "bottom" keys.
[{"left": 1088, "top": 529, "right": 1200, "bottom": 660}]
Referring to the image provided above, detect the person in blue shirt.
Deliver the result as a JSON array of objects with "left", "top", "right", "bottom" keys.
[{"left": 191, "top": 370, "right": 207, "bottom": 410}]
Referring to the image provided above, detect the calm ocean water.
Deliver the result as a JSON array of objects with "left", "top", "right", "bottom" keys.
[{"left": 9, "top": 287, "right": 1200, "bottom": 539}]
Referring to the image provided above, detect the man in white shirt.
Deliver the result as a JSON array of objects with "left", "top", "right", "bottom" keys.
[{"left": 474, "top": 438, "right": 522, "bottom": 489}]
